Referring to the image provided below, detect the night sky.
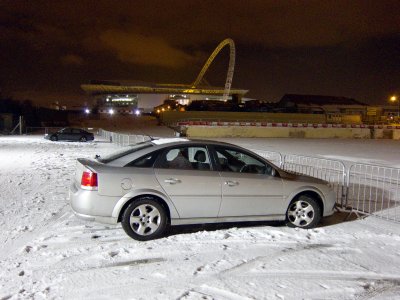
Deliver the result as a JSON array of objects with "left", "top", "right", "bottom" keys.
[{"left": 1, "top": 0, "right": 400, "bottom": 107}]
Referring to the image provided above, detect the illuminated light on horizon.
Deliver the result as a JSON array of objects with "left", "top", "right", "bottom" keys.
[
  {"left": 134, "top": 109, "right": 141, "bottom": 116},
  {"left": 112, "top": 98, "right": 134, "bottom": 102},
  {"left": 84, "top": 108, "right": 90, "bottom": 114},
  {"left": 108, "top": 108, "right": 114, "bottom": 115}
]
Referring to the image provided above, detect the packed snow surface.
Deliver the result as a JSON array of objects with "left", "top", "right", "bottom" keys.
[{"left": 1, "top": 133, "right": 400, "bottom": 299}]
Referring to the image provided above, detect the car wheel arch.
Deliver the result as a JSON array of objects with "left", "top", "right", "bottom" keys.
[
  {"left": 116, "top": 194, "right": 172, "bottom": 223},
  {"left": 289, "top": 190, "right": 324, "bottom": 217}
]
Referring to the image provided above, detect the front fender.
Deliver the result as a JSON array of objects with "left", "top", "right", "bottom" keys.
[
  {"left": 111, "top": 188, "right": 180, "bottom": 220},
  {"left": 286, "top": 185, "right": 326, "bottom": 206}
]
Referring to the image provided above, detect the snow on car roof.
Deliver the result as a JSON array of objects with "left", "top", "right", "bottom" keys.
[{"left": 151, "top": 138, "right": 189, "bottom": 145}]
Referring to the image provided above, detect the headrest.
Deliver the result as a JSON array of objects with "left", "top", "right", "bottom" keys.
[{"left": 194, "top": 150, "right": 206, "bottom": 162}]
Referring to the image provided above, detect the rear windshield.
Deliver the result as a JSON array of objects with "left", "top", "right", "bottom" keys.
[{"left": 96, "top": 142, "right": 153, "bottom": 163}]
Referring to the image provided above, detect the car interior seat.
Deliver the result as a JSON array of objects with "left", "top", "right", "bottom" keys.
[{"left": 194, "top": 150, "right": 210, "bottom": 170}]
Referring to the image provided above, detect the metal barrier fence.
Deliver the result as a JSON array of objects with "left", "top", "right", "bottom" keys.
[
  {"left": 26, "top": 126, "right": 65, "bottom": 135},
  {"left": 98, "top": 128, "right": 400, "bottom": 223},
  {"left": 282, "top": 154, "right": 347, "bottom": 206},
  {"left": 98, "top": 129, "right": 151, "bottom": 146},
  {"left": 346, "top": 164, "right": 400, "bottom": 222}
]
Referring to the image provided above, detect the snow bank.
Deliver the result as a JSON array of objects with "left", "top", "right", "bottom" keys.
[{"left": 1, "top": 134, "right": 399, "bottom": 299}]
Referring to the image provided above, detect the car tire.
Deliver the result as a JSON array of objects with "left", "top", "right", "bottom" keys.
[
  {"left": 79, "top": 136, "right": 87, "bottom": 142},
  {"left": 285, "top": 195, "right": 321, "bottom": 229},
  {"left": 121, "top": 198, "right": 168, "bottom": 241},
  {"left": 50, "top": 135, "right": 58, "bottom": 141}
]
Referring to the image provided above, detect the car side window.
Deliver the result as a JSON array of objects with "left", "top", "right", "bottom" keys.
[
  {"left": 72, "top": 129, "right": 81, "bottom": 134},
  {"left": 125, "top": 151, "right": 160, "bottom": 168},
  {"left": 157, "top": 146, "right": 211, "bottom": 170},
  {"left": 215, "top": 147, "right": 273, "bottom": 175}
]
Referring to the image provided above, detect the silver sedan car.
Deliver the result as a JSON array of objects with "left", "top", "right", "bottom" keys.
[{"left": 70, "top": 138, "right": 336, "bottom": 241}]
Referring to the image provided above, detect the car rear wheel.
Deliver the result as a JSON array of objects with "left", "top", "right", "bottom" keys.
[
  {"left": 121, "top": 198, "right": 168, "bottom": 241},
  {"left": 286, "top": 195, "right": 321, "bottom": 229},
  {"left": 79, "top": 136, "right": 87, "bottom": 142}
]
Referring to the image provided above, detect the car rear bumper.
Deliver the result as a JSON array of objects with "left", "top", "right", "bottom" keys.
[
  {"left": 69, "top": 183, "right": 119, "bottom": 224},
  {"left": 72, "top": 211, "right": 117, "bottom": 224}
]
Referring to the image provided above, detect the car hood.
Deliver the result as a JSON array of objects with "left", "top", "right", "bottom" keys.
[{"left": 277, "top": 170, "right": 328, "bottom": 185}]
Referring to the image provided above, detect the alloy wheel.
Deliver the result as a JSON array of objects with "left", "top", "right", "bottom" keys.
[
  {"left": 129, "top": 204, "right": 161, "bottom": 236},
  {"left": 287, "top": 199, "right": 315, "bottom": 227}
]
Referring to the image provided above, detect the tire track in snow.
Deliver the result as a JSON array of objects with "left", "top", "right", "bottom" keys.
[
  {"left": 178, "top": 284, "right": 253, "bottom": 300},
  {"left": 223, "top": 269, "right": 400, "bottom": 283}
]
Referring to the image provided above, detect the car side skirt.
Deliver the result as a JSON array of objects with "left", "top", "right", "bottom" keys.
[{"left": 171, "top": 214, "right": 285, "bottom": 225}]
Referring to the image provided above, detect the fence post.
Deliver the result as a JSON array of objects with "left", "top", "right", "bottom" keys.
[
  {"left": 19, "top": 116, "right": 23, "bottom": 135},
  {"left": 342, "top": 169, "right": 349, "bottom": 207}
]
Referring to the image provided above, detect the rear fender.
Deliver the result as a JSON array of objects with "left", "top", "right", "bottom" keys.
[{"left": 111, "top": 188, "right": 180, "bottom": 220}]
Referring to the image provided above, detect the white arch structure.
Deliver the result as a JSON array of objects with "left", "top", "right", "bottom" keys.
[{"left": 192, "top": 38, "right": 236, "bottom": 102}]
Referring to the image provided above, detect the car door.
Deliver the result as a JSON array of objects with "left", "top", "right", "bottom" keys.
[
  {"left": 214, "top": 146, "right": 286, "bottom": 217},
  {"left": 154, "top": 145, "right": 222, "bottom": 218},
  {"left": 72, "top": 128, "right": 82, "bottom": 141},
  {"left": 57, "top": 128, "right": 72, "bottom": 140}
]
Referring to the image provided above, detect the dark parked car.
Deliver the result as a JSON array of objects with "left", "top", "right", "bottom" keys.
[{"left": 45, "top": 127, "right": 94, "bottom": 142}]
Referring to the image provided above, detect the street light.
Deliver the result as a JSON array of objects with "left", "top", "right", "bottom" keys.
[{"left": 390, "top": 95, "right": 399, "bottom": 118}]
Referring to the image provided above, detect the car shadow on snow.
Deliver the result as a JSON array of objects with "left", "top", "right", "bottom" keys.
[
  {"left": 166, "top": 211, "right": 359, "bottom": 238},
  {"left": 319, "top": 210, "right": 360, "bottom": 227},
  {"left": 167, "top": 220, "right": 283, "bottom": 237}
]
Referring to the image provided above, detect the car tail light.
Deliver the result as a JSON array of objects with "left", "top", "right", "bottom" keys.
[{"left": 81, "top": 170, "right": 98, "bottom": 190}]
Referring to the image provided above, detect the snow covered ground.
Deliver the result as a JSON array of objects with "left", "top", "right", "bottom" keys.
[{"left": 1, "top": 131, "right": 400, "bottom": 299}]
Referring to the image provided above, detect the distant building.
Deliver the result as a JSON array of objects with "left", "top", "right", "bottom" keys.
[
  {"left": 51, "top": 101, "right": 67, "bottom": 111},
  {"left": 0, "top": 113, "right": 13, "bottom": 132},
  {"left": 278, "top": 94, "right": 369, "bottom": 114},
  {"left": 81, "top": 80, "right": 248, "bottom": 114},
  {"left": 277, "top": 94, "right": 389, "bottom": 123}
]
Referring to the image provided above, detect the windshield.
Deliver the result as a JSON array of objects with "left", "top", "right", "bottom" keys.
[{"left": 96, "top": 142, "right": 153, "bottom": 163}]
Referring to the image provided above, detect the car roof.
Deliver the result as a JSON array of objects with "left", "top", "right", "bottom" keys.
[
  {"left": 149, "top": 138, "right": 247, "bottom": 150},
  {"left": 61, "top": 127, "right": 84, "bottom": 130}
]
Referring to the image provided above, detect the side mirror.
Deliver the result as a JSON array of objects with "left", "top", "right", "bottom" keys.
[{"left": 265, "top": 164, "right": 276, "bottom": 176}]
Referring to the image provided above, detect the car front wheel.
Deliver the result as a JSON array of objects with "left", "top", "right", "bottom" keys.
[
  {"left": 50, "top": 135, "right": 58, "bottom": 141},
  {"left": 79, "top": 136, "right": 87, "bottom": 142},
  {"left": 121, "top": 198, "right": 168, "bottom": 241},
  {"left": 286, "top": 195, "right": 321, "bottom": 229}
]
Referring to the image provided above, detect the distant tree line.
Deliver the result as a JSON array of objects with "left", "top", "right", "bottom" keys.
[{"left": 0, "top": 95, "right": 69, "bottom": 127}]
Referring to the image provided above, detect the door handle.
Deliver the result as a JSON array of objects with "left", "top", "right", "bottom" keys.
[
  {"left": 224, "top": 180, "right": 239, "bottom": 187},
  {"left": 164, "top": 178, "right": 181, "bottom": 184}
]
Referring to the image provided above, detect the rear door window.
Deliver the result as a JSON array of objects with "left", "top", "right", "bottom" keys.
[
  {"left": 125, "top": 151, "right": 161, "bottom": 168},
  {"left": 156, "top": 146, "right": 212, "bottom": 171}
]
